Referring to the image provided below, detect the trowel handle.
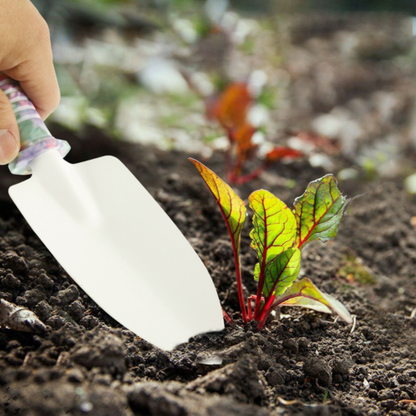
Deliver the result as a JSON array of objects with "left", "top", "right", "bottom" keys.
[{"left": 0, "top": 75, "right": 70, "bottom": 175}]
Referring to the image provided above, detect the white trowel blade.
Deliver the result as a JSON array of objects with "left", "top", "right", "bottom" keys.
[{"left": 9, "top": 150, "right": 224, "bottom": 350}]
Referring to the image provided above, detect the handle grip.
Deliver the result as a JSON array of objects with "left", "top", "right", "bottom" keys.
[{"left": 0, "top": 75, "right": 70, "bottom": 175}]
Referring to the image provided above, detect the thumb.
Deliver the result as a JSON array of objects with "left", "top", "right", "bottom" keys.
[{"left": 0, "top": 89, "right": 20, "bottom": 165}]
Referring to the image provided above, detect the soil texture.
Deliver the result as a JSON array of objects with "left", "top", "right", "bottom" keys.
[{"left": 0, "top": 124, "right": 415, "bottom": 416}]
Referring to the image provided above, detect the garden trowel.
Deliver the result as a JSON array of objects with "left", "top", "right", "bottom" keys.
[{"left": 0, "top": 75, "right": 224, "bottom": 350}]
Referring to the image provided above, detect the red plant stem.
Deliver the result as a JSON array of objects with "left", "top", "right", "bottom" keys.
[
  {"left": 248, "top": 295, "right": 265, "bottom": 322},
  {"left": 253, "top": 198, "right": 270, "bottom": 321},
  {"left": 247, "top": 297, "right": 253, "bottom": 321},
  {"left": 257, "top": 292, "right": 315, "bottom": 330},
  {"left": 257, "top": 296, "right": 295, "bottom": 331},
  {"left": 222, "top": 308, "right": 235, "bottom": 326},
  {"left": 257, "top": 307, "right": 273, "bottom": 331},
  {"left": 227, "top": 170, "right": 237, "bottom": 184},
  {"left": 232, "top": 163, "right": 268, "bottom": 185},
  {"left": 254, "top": 272, "right": 265, "bottom": 320},
  {"left": 218, "top": 207, "right": 248, "bottom": 323},
  {"left": 257, "top": 300, "right": 281, "bottom": 331},
  {"left": 233, "top": 156, "right": 243, "bottom": 179},
  {"left": 224, "top": 147, "right": 233, "bottom": 183},
  {"left": 232, "top": 245, "right": 248, "bottom": 324},
  {"left": 259, "top": 294, "right": 276, "bottom": 322}
]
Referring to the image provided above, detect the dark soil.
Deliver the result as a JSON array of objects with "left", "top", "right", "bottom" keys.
[{"left": 0, "top": 123, "right": 415, "bottom": 416}]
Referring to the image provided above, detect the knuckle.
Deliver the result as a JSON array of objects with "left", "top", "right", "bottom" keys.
[
  {"left": 33, "top": 18, "right": 51, "bottom": 44},
  {"left": 14, "top": 16, "right": 51, "bottom": 58}
]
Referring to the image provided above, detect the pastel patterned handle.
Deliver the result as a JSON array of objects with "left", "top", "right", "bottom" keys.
[{"left": 0, "top": 75, "right": 70, "bottom": 175}]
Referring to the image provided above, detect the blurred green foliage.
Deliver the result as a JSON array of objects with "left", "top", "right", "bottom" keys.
[{"left": 258, "top": 87, "right": 277, "bottom": 110}]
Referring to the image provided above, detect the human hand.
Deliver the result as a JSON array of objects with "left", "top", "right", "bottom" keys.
[{"left": 0, "top": 0, "right": 60, "bottom": 165}]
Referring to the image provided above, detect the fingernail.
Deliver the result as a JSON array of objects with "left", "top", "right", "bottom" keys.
[{"left": 0, "top": 129, "right": 19, "bottom": 165}]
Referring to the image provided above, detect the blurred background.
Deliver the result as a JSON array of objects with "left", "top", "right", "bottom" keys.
[{"left": 30, "top": 0, "right": 416, "bottom": 191}]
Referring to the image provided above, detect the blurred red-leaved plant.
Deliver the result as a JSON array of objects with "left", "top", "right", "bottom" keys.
[{"left": 206, "top": 82, "right": 302, "bottom": 185}]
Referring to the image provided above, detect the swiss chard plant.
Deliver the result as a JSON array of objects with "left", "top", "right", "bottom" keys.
[
  {"left": 206, "top": 82, "right": 302, "bottom": 185},
  {"left": 190, "top": 158, "right": 352, "bottom": 329}
]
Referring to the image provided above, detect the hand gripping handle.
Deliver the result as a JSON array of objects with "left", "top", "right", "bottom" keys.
[{"left": 0, "top": 75, "right": 70, "bottom": 175}]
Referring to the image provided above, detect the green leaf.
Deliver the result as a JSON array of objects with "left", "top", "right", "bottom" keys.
[
  {"left": 189, "top": 158, "right": 246, "bottom": 255},
  {"left": 275, "top": 277, "right": 352, "bottom": 323},
  {"left": 190, "top": 158, "right": 249, "bottom": 322},
  {"left": 293, "top": 175, "right": 348, "bottom": 249},
  {"left": 263, "top": 248, "right": 301, "bottom": 297},
  {"left": 249, "top": 190, "right": 297, "bottom": 293},
  {"left": 249, "top": 190, "right": 297, "bottom": 265},
  {"left": 253, "top": 263, "right": 261, "bottom": 282}
]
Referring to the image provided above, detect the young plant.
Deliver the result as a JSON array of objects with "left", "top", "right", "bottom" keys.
[
  {"left": 206, "top": 82, "right": 302, "bottom": 185},
  {"left": 190, "top": 158, "right": 352, "bottom": 330}
]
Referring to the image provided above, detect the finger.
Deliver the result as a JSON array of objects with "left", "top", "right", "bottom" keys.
[
  {"left": 0, "top": 89, "right": 20, "bottom": 165},
  {"left": 16, "top": 61, "right": 61, "bottom": 121},
  {"left": 2, "top": 13, "right": 60, "bottom": 121}
]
